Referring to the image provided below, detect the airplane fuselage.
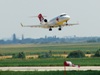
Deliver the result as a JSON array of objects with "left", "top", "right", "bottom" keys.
[{"left": 48, "top": 13, "right": 70, "bottom": 26}]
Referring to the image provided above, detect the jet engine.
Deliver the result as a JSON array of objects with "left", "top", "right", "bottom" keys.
[{"left": 44, "top": 19, "right": 48, "bottom": 22}]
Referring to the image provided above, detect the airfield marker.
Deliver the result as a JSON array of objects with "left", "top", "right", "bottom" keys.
[{"left": 64, "top": 61, "right": 80, "bottom": 75}]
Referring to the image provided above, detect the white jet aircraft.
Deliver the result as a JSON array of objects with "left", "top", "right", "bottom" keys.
[{"left": 21, "top": 13, "right": 78, "bottom": 31}]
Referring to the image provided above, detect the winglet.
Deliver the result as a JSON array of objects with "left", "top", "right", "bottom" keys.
[
  {"left": 76, "top": 22, "right": 79, "bottom": 25},
  {"left": 20, "top": 23, "right": 23, "bottom": 27}
]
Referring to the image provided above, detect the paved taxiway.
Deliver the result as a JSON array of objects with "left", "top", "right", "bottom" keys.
[{"left": 0, "top": 66, "right": 100, "bottom": 71}]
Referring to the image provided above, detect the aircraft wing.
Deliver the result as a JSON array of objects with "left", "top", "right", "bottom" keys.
[
  {"left": 21, "top": 22, "right": 79, "bottom": 29},
  {"left": 21, "top": 23, "right": 50, "bottom": 28},
  {"left": 62, "top": 23, "right": 79, "bottom": 26}
]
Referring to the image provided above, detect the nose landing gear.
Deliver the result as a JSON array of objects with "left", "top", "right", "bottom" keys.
[{"left": 58, "top": 26, "right": 62, "bottom": 31}]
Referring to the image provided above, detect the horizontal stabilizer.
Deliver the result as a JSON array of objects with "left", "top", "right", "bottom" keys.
[{"left": 29, "top": 16, "right": 47, "bottom": 18}]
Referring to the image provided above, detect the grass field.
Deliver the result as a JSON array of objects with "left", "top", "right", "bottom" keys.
[
  {"left": 0, "top": 71, "right": 100, "bottom": 75},
  {"left": 0, "top": 43, "right": 100, "bottom": 66},
  {"left": 0, "top": 58, "right": 100, "bottom": 66},
  {"left": 0, "top": 43, "right": 100, "bottom": 55}
]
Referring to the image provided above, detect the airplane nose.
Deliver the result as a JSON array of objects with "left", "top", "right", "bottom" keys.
[{"left": 67, "top": 15, "right": 70, "bottom": 19}]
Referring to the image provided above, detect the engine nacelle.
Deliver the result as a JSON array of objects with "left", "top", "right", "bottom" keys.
[{"left": 44, "top": 19, "right": 48, "bottom": 22}]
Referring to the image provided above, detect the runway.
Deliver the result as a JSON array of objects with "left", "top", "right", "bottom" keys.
[{"left": 0, "top": 66, "right": 100, "bottom": 71}]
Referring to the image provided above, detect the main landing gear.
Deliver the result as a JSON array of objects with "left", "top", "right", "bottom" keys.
[
  {"left": 49, "top": 28, "right": 52, "bottom": 31},
  {"left": 49, "top": 26, "right": 62, "bottom": 31},
  {"left": 58, "top": 27, "right": 61, "bottom": 31}
]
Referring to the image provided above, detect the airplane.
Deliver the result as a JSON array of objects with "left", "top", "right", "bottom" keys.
[{"left": 21, "top": 13, "right": 78, "bottom": 31}]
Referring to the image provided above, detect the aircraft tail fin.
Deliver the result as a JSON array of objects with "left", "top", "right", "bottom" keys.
[{"left": 38, "top": 14, "right": 44, "bottom": 23}]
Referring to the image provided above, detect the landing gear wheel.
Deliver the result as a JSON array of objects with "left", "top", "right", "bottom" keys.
[
  {"left": 66, "top": 23, "right": 68, "bottom": 25},
  {"left": 58, "top": 27, "right": 61, "bottom": 31},
  {"left": 49, "top": 28, "right": 52, "bottom": 31},
  {"left": 66, "top": 21, "right": 68, "bottom": 25}
]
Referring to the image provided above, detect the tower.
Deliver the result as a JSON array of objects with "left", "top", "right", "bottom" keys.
[
  {"left": 12, "top": 33, "right": 17, "bottom": 42},
  {"left": 22, "top": 34, "right": 24, "bottom": 41}
]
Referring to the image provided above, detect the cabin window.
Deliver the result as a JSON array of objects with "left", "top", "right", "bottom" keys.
[{"left": 60, "top": 14, "right": 66, "bottom": 17}]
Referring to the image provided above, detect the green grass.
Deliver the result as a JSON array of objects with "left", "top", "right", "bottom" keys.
[
  {"left": 0, "top": 71, "right": 100, "bottom": 75},
  {"left": 0, "top": 43, "right": 100, "bottom": 55},
  {"left": 0, "top": 58, "right": 100, "bottom": 66},
  {"left": 0, "top": 43, "right": 100, "bottom": 66}
]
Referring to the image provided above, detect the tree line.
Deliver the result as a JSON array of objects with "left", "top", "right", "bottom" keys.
[{"left": 11, "top": 49, "right": 100, "bottom": 59}]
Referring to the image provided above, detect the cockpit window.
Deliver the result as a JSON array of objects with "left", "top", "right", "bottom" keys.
[{"left": 60, "top": 14, "right": 66, "bottom": 17}]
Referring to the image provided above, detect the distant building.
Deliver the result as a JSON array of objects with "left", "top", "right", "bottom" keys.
[
  {"left": 45, "top": 35, "right": 47, "bottom": 39},
  {"left": 12, "top": 34, "right": 17, "bottom": 43},
  {"left": 22, "top": 34, "right": 24, "bottom": 41}
]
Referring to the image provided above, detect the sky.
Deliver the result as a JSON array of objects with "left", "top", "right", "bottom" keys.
[{"left": 0, "top": 0, "right": 100, "bottom": 39}]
